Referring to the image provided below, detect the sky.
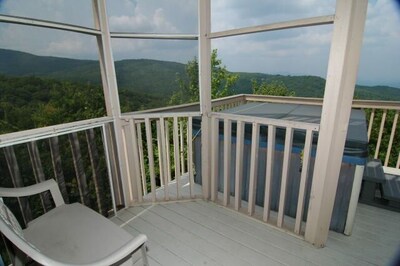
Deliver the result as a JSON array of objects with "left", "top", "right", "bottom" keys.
[{"left": 0, "top": 0, "right": 399, "bottom": 87}]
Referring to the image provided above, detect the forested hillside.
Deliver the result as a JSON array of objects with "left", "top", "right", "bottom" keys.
[
  {"left": 0, "top": 75, "right": 163, "bottom": 133},
  {"left": 233, "top": 73, "right": 400, "bottom": 100},
  {"left": 0, "top": 49, "right": 185, "bottom": 97},
  {"left": 1, "top": 48, "right": 400, "bottom": 101}
]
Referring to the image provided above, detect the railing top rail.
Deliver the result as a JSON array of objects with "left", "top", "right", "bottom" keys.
[
  {"left": 122, "top": 111, "right": 201, "bottom": 121},
  {"left": 0, "top": 117, "right": 113, "bottom": 148},
  {"left": 244, "top": 94, "right": 324, "bottom": 106},
  {"left": 211, "top": 94, "right": 247, "bottom": 105},
  {"left": 243, "top": 94, "right": 400, "bottom": 110},
  {"left": 211, "top": 112, "right": 320, "bottom": 131},
  {"left": 123, "top": 94, "right": 400, "bottom": 117},
  {"left": 123, "top": 103, "right": 200, "bottom": 116},
  {"left": 122, "top": 94, "right": 246, "bottom": 116},
  {"left": 351, "top": 99, "right": 400, "bottom": 110}
]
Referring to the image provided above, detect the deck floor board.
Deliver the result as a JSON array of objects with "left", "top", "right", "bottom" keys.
[
  {"left": 190, "top": 200, "right": 366, "bottom": 266},
  {"left": 112, "top": 186, "right": 400, "bottom": 265},
  {"left": 165, "top": 201, "right": 317, "bottom": 266}
]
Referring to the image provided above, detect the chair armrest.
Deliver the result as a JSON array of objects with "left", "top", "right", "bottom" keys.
[
  {"left": 0, "top": 179, "right": 64, "bottom": 207},
  {"left": 80, "top": 234, "right": 148, "bottom": 266}
]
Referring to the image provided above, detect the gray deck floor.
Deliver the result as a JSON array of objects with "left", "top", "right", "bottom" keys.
[{"left": 111, "top": 200, "right": 400, "bottom": 266}]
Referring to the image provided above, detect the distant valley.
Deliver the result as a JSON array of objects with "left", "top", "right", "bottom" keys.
[{"left": 1, "top": 48, "right": 400, "bottom": 101}]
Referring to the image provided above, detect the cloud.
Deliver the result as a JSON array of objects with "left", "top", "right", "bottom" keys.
[
  {"left": 46, "top": 37, "right": 97, "bottom": 57},
  {"left": 0, "top": 0, "right": 93, "bottom": 27},
  {"left": 0, "top": 0, "right": 399, "bottom": 87},
  {"left": 212, "top": 0, "right": 335, "bottom": 31},
  {"left": 0, "top": 23, "right": 98, "bottom": 59},
  {"left": 107, "top": 0, "right": 196, "bottom": 33},
  {"left": 358, "top": 0, "right": 400, "bottom": 86},
  {"left": 108, "top": 7, "right": 179, "bottom": 33}
]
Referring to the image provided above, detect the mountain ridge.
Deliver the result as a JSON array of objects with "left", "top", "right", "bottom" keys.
[{"left": 1, "top": 48, "right": 399, "bottom": 101}]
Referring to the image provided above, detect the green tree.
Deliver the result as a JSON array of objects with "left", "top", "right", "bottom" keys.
[
  {"left": 365, "top": 108, "right": 400, "bottom": 167},
  {"left": 251, "top": 79, "right": 295, "bottom": 96},
  {"left": 32, "top": 82, "right": 106, "bottom": 127},
  {"left": 169, "top": 49, "right": 239, "bottom": 105}
]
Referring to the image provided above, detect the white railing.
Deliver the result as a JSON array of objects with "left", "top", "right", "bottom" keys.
[
  {"left": 209, "top": 111, "right": 319, "bottom": 236},
  {"left": 121, "top": 112, "right": 202, "bottom": 203},
  {"left": 0, "top": 117, "right": 122, "bottom": 225},
  {"left": 355, "top": 101, "right": 400, "bottom": 168},
  {"left": 1, "top": 95, "right": 398, "bottom": 243},
  {"left": 245, "top": 95, "right": 400, "bottom": 170}
]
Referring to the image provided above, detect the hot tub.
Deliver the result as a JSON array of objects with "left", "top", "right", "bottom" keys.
[{"left": 193, "top": 102, "right": 368, "bottom": 233}]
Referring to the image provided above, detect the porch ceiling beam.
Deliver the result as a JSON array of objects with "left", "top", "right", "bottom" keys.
[
  {"left": 210, "top": 15, "right": 334, "bottom": 39},
  {"left": 0, "top": 14, "right": 100, "bottom": 35},
  {"left": 111, "top": 32, "right": 198, "bottom": 40}
]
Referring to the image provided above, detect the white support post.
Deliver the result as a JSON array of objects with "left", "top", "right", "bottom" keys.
[
  {"left": 93, "top": 0, "right": 133, "bottom": 206},
  {"left": 198, "top": 0, "right": 212, "bottom": 200},
  {"left": 92, "top": 1, "right": 111, "bottom": 115},
  {"left": 305, "top": 0, "right": 368, "bottom": 247}
]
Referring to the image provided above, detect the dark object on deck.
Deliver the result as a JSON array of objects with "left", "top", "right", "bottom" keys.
[
  {"left": 360, "top": 158, "right": 400, "bottom": 210},
  {"left": 360, "top": 159, "right": 386, "bottom": 202},
  {"left": 382, "top": 174, "right": 400, "bottom": 207}
]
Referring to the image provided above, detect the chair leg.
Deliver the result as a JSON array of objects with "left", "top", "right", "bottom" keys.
[{"left": 141, "top": 244, "right": 149, "bottom": 266}]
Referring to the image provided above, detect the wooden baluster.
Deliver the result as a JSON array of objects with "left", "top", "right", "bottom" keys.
[
  {"left": 263, "top": 125, "right": 276, "bottom": 222},
  {"left": 277, "top": 127, "right": 293, "bottom": 228},
  {"left": 145, "top": 118, "right": 156, "bottom": 202},
  {"left": 223, "top": 119, "right": 232, "bottom": 206},
  {"left": 248, "top": 123, "right": 260, "bottom": 216},
  {"left": 294, "top": 129, "right": 313, "bottom": 234},
  {"left": 211, "top": 117, "right": 219, "bottom": 202},
  {"left": 234, "top": 121, "right": 245, "bottom": 211}
]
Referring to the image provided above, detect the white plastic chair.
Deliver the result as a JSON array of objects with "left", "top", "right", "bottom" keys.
[{"left": 0, "top": 179, "right": 149, "bottom": 266}]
